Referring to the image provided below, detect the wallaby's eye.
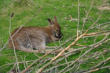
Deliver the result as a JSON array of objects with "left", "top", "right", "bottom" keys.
[{"left": 55, "top": 29, "right": 59, "bottom": 33}]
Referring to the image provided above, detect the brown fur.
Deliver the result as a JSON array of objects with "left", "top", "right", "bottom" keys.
[{"left": 8, "top": 16, "right": 63, "bottom": 53}]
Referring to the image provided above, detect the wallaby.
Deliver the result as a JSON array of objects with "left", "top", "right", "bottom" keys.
[{"left": 8, "top": 16, "right": 63, "bottom": 53}]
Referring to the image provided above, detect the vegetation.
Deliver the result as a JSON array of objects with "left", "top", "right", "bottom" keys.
[{"left": 0, "top": 0, "right": 110, "bottom": 73}]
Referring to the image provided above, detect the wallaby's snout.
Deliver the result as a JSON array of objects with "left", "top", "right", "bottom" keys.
[{"left": 54, "top": 29, "right": 63, "bottom": 40}]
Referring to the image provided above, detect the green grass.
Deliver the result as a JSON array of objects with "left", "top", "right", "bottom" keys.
[{"left": 0, "top": 0, "right": 110, "bottom": 73}]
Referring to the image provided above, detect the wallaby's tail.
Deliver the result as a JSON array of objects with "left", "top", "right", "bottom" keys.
[
  {"left": 19, "top": 46, "right": 39, "bottom": 53},
  {"left": 19, "top": 46, "right": 56, "bottom": 53},
  {"left": 19, "top": 46, "right": 62, "bottom": 54}
]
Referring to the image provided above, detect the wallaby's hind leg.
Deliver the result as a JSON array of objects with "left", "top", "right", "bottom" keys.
[{"left": 31, "top": 39, "right": 46, "bottom": 53}]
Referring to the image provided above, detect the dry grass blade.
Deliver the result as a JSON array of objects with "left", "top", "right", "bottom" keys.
[
  {"left": 9, "top": 14, "right": 20, "bottom": 72},
  {"left": 58, "top": 34, "right": 109, "bottom": 73},
  {"left": 77, "top": 57, "right": 110, "bottom": 73},
  {"left": 36, "top": 32, "right": 87, "bottom": 73}
]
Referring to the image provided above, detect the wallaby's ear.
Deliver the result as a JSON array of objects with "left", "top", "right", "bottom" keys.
[
  {"left": 48, "top": 18, "right": 53, "bottom": 25},
  {"left": 54, "top": 16, "right": 58, "bottom": 24}
]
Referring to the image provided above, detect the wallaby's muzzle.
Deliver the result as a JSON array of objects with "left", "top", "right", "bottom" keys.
[{"left": 55, "top": 32, "right": 63, "bottom": 40}]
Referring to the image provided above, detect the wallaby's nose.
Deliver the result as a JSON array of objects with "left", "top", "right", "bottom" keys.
[{"left": 59, "top": 32, "right": 63, "bottom": 39}]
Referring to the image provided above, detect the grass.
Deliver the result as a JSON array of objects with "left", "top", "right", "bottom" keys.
[{"left": 0, "top": 0, "right": 110, "bottom": 73}]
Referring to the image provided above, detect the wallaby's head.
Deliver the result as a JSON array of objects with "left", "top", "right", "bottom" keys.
[{"left": 48, "top": 16, "right": 63, "bottom": 41}]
